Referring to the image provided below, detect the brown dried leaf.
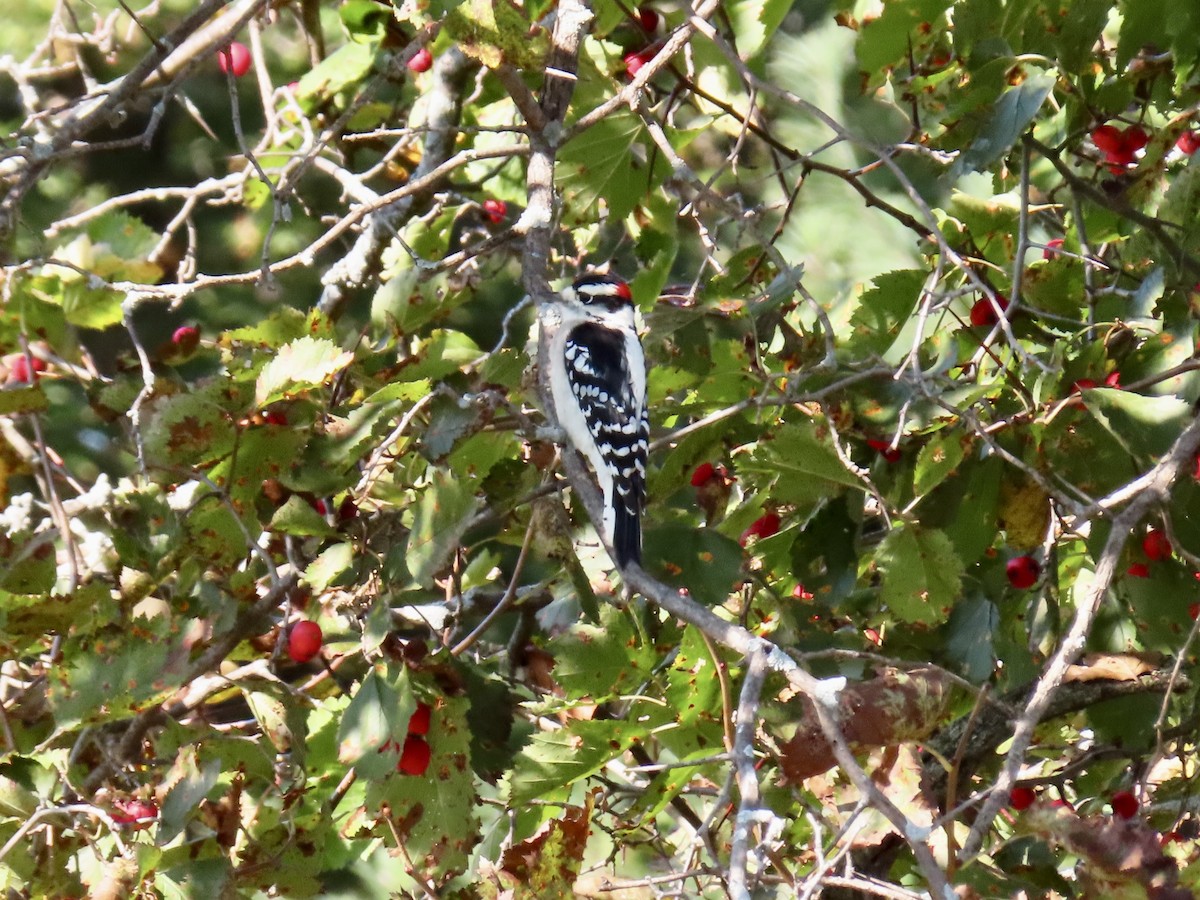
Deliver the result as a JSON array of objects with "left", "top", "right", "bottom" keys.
[
  {"left": 1064, "top": 653, "right": 1159, "bottom": 683},
  {"left": 776, "top": 666, "right": 953, "bottom": 783}
]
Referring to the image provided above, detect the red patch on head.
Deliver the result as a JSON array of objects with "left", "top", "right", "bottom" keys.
[{"left": 616, "top": 280, "right": 632, "bottom": 302}]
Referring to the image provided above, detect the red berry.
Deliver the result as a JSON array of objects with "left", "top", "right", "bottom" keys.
[
  {"left": 1043, "top": 238, "right": 1065, "bottom": 260},
  {"left": 1091, "top": 125, "right": 1124, "bottom": 154},
  {"left": 1006, "top": 555, "right": 1040, "bottom": 589},
  {"left": 217, "top": 42, "right": 252, "bottom": 77},
  {"left": 111, "top": 798, "right": 158, "bottom": 829},
  {"left": 171, "top": 325, "right": 200, "bottom": 354},
  {"left": 287, "top": 620, "right": 323, "bottom": 663},
  {"left": 407, "top": 701, "right": 432, "bottom": 736},
  {"left": 481, "top": 198, "right": 507, "bottom": 224},
  {"left": 336, "top": 496, "right": 358, "bottom": 522},
  {"left": 1009, "top": 786, "right": 1036, "bottom": 810},
  {"left": 9, "top": 355, "right": 46, "bottom": 383},
  {"left": 1178, "top": 131, "right": 1200, "bottom": 155},
  {"left": 1111, "top": 790, "right": 1139, "bottom": 819},
  {"left": 1104, "top": 370, "right": 1122, "bottom": 389},
  {"left": 262, "top": 410, "right": 288, "bottom": 426},
  {"left": 691, "top": 462, "right": 717, "bottom": 486},
  {"left": 866, "top": 439, "right": 902, "bottom": 463},
  {"left": 792, "top": 584, "right": 814, "bottom": 601},
  {"left": 969, "top": 295, "right": 1009, "bottom": 327},
  {"left": 1189, "top": 602, "right": 1200, "bottom": 620},
  {"left": 397, "top": 735, "right": 431, "bottom": 775},
  {"left": 623, "top": 47, "right": 657, "bottom": 78},
  {"left": 739, "top": 512, "right": 781, "bottom": 547},
  {"left": 1072, "top": 378, "right": 1097, "bottom": 393},
  {"left": 1122, "top": 125, "right": 1149, "bottom": 153},
  {"left": 1127, "top": 562, "right": 1150, "bottom": 578},
  {"left": 407, "top": 47, "right": 433, "bottom": 73},
  {"left": 636, "top": 5, "right": 659, "bottom": 31},
  {"left": 1143, "top": 529, "right": 1172, "bottom": 562}
]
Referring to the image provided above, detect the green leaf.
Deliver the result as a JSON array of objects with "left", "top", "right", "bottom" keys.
[
  {"left": 726, "top": 0, "right": 791, "bottom": 58},
  {"left": 158, "top": 748, "right": 220, "bottom": 845},
  {"left": 269, "top": 495, "right": 337, "bottom": 538},
  {"left": 59, "top": 282, "right": 125, "bottom": 330},
  {"left": 254, "top": 336, "right": 354, "bottom": 406},
  {"left": 144, "top": 393, "right": 237, "bottom": 468},
  {"left": 552, "top": 607, "right": 659, "bottom": 701},
  {"left": 848, "top": 269, "right": 927, "bottom": 356},
  {"left": 510, "top": 718, "right": 648, "bottom": 804},
  {"left": 223, "top": 307, "right": 310, "bottom": 348},
  {"left": 305, "top": 542, "right": 357, "bottom": 592},
  {"left": 363, "top": 694, "right": 477, "bottom": 879},
  {"left": 558, "top": 113, "right": 658, "bottom": 221},
  {"left": 337, "top": 666, "right": 413, "bottom": 773},
  {"left": 914, "top": 432, "right": 968, "bottom": 496},
  {"left": 296, "top": 40, "right": 380, "bottom": 102},
  {"left": 742, "top": 422, "right": 861, "bottom": 505},
  {"left": 1083, "top": 390, "right": 1191, "bottom": 462},
  {"left": 951, "top": 70, "right": 1055, "bottom": 177},
  {"left": 444, "top": 0, "right": 548, "bottom": 68},
  {"left": 873, "top": 524, "right": 963, "bottom": 625},
  {"left": 394, "top": 330, "right": 481, "bottom": 382},
  {"left": 642, "top": 525, "right": 744, "bottom": 607},
  {"left": 856, "top": 0, "right": 953, "bottom": 75},
  {"left": 404, "top": 472, "right": 480, "bottom": 587}
]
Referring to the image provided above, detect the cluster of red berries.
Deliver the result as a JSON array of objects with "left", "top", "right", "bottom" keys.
[
  {"left": 111, "top": 796, "right": 158, "bottom": 830},
  {"left": 8, "top": 353, "right": 46, "bottom": 384},
  {"left": 623, "top": 6, "right": 663, "bottom": 78},
  {"left": 1008, "top": 786, "right": 1140, "bottom": 819},
  {"left": 1091, "top": 124, "right": 1149, "bottom": 174},
  {"left": 389, "top": 702, "right": 433, "bottom": 776},
  {"left": 1127, "top": 527, "right": 1171, "bottom": 578}
]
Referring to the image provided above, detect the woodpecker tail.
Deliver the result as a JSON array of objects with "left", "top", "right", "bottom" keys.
[{"left": 612, "top": 493, "right": 641, "bottom": 568}]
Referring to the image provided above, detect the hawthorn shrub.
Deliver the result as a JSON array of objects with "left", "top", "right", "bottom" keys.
[{"left": 1, "top": 0, "right": 1200, "bottom": 896}]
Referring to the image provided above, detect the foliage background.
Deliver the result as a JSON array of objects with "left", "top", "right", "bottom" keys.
[{"left": 2, "top": 0, "right": 1200, "bottom": 896}]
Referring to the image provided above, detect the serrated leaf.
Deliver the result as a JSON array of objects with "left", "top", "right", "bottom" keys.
[
  {"left": 145, "top": 393, "right": 237, "bottom": 468},
  {"left": 304, "top": 542, "right": 356, "bottom": 592},
  {"left": 337, "top": 667, "right": 413, "bottom": 772},
  {"left": 552, "top": 607, "right": 658, "bottom": 701},
  {"left": 510, "top": 718, "right": 649, "bottom": 804},
  {"left": 874, "top": 524, "right": 963, "bottom": 625},
  {"left": 60, "top": 282, "right": 125, "bottom": 330},
  {"left": 742, "top": 422, "right": 861, "bottom": 504},
  {"left": 848, "top": 269, "right": 927, "bottom": 355},
  {"left": 444, "top": 0, "right": 547, "bottom": 69},
  {"left": 269, "top": 495, "right": 337, "bottom": 538},
  {"left": 0, "top": 775, "right": 37, "bottom": 818},
  {"left": 558, "top": 113, "right": 659, "bottom": 221},
  {"left": 405, "top": 472, "right": 480, "bottom": 587},
  {"left": 255, "top": 336, "right": 354, "bottom": 406},
  {"left": 296, "top": 39, "right": 379, "bottom": 102},
  {"left": 223, "top": 307, "right": 309, "bottom": 348},
  {"left": 362, "top": 694, "right": 476, "bottom": 878},
  {"left": 158, "top": 748, "right": 220, "bottom": 844}
]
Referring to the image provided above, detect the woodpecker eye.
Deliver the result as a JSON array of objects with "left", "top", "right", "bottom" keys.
[{"left": 572, "top": 274, "right": 632, "bottom": 306}]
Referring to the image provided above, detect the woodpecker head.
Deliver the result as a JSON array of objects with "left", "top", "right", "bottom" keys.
[{"left": 564, "top": 273, "right": 633, "bottom": 311}]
